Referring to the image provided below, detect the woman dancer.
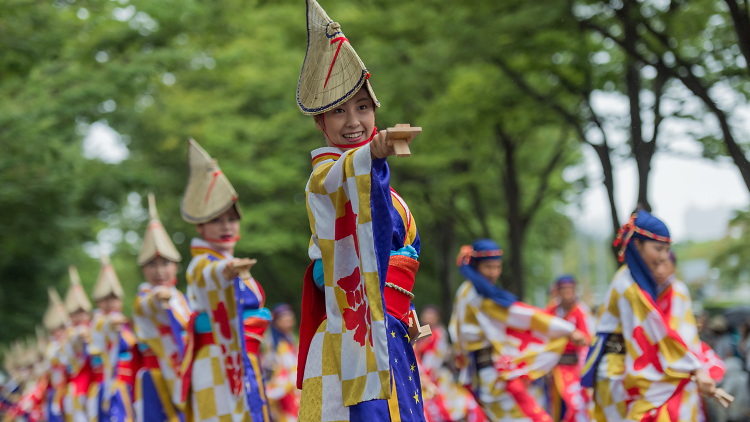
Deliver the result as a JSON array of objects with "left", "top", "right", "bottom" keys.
[
  {"left": 132, "top": 193, "right": 191, "bottom": 422},
  {"left": 180, "top": 139, "right": 271, "bottom": 422},
  {"left": 296, "top": 2, "right": 428, "bottom": 421},
  {"left": 581, "top": 210, "right": 715, "bottom": 421},
  {"left": 450, "top": 239, "right": 586, "bottom": 422}
]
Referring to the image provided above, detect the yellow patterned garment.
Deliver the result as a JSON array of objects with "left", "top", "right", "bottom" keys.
[
  {"left": 449, "top": 281, "right": 575, "bottom": 422},
  {"left": 301, "top": 144, "right": 391, "bottom": 415},
  {"left": 589, "top": 268, "right": 702, "bottom": 422},
  {"left": 132, "top": 282, "right": 191, "bottom": 421},
  {"left": 61, "top": 325, "right": 90, "bottom": 422},
  {"left": 184, "top": 238, "right": 251, "bottom": 422}
]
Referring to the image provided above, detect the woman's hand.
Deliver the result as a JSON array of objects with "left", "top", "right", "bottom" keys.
[
  {"left": 222, "top": 259, "right": 242, "bottom": 281},
  {"left": 694, "top": 369, "right": 716, "bottom": 396},
  {"left": 569, "top": 329, "right": 587, "bottom": 346},
  {"left": 370, "top": 130, "right": 395, "bottom": 159}
]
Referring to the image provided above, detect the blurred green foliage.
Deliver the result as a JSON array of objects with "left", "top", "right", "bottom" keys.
[{"left": 8, "top": 0, "right": 747, "bottom": 346}]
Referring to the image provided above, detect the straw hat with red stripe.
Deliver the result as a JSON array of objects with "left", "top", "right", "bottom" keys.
[
  {"left": 181, "top": 139, "right": 241, "bottom": 224},
  {"left": 297, "top": 0, "right": 379, "bottom": 116}
]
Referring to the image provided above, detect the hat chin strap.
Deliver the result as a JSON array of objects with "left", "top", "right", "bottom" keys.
[
  {"left": 321, "top": 113, "right": 377, "bottom": 150},
  {"left": 203, "top": 235, "right": 241, "bottom": 243}
]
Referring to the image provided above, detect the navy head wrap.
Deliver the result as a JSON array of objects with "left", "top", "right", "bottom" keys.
[
  {"left": 556, "top": 274, "right": 576, "bottom": 288},
  {"left": 613, "top": 210, "right": 671, "bottom": 302},
  {"left": 456, "top": 239, "right": 517, "bottom": 308}
]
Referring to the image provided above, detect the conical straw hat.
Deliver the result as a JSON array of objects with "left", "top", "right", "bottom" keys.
[
  {"left": 181, "top": 139, "right": 242, "bottom": 224},
  {"left": 138, "top": 193, "right": 182, "bottom": 266},
  {"left": 35, "top": 326, "right": 48, "bottom": 355},
  {"left": 44, "top": 287, "right": 71, "bottom": 331},
  {"left": 92, "top": 255, "right": 125, "bottom": 301},
  {"left": 64, "top": 265, "right": 92, "bottom": 314},
  {"left": 2, "top": 347, "right": 13, "bottom": 372},
  {"left": 296, "top": 0, "right": 379, "bottom": 115}
]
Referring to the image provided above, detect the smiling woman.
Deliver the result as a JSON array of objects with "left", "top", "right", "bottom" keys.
[{"left": 295, "top": 1, "right": 425, "bottom": 421}]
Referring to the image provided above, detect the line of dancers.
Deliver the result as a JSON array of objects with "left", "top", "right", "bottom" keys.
[{"left": 1, "top": 0, "right": 732, "bottom": 421}]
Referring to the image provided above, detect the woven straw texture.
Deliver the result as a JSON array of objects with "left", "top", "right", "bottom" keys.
[
  {"left": 138, "top": 193, "right": 182, "bottom": 265},
  {"left": 91, "top": 254, "right": 125, "bottom": 301},
  {"left": 181, "top": 139, "right": 241, "bottom": 224},
  {"left": 64, "top": 265, "right": 92, "bottom": 314},
  {"left": 44, "top": 287, "right": 71, "bottom": 331},
  {"left": 297, "top": 0, "right": 379, "bottom": 115}
]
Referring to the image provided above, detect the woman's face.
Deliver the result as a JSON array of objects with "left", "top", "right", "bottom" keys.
[
  {"left": 70, "top": 310, "right": 91, "bottom": 327},
  {"left": 142, "top": 256, "right": 178, "bottom": 287},
  {"left": 476, "top": 259, "right": 502, "bottom": 284},
  {"left": 196, "top": 207, "right": 241, "bottom": 253},
  {"left": 635, "top": 239, "right": 671, "bottom": 277},
  {"left": 95, "top": 295, "right": 123, "bottom": 314},
  {"left": 314, "top": 88, "right": 375, "bottom": 148}
]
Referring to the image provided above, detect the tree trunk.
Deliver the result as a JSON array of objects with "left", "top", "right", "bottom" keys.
[
  {"left": 496, "top": 124, "right": 527, "bottom": 297},
  {"left": 432, "top": 215, "right": 457, "bottom": 323},
  {"left": 725, "top": 0, "right": 750, "bottom": 74}
]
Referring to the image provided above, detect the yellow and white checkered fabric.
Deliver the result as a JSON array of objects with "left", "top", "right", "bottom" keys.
[
  {"left": 185, "top": 241, "right": 250, "bottom": 422},
  {"left": 591, "top": 268, "right": 701, "bottom": 422},
  {"left": 449, "top": 281, "right": 574, "bottom": 382},
  {"left": 302, "top": 145, "right": 391, "bottom": 414},
  {"left": 449, "top": 281, "right": 575, "bottom": 422},
  {"left": 132, "top": 282, "right": 191, "bottom": 409}
]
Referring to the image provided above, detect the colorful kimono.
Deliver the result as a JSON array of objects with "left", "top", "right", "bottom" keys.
[
  {"left": 182, "top": 238, "right": 271, "bottom": 422},
  {"left": 132, "top": 283, "right": 191, "bottom": 422},
  {"left": 449, "top": 280, "right": 575, "bottom": 422},
  {"left": 298, "top": 144, "right": 425, "bottom": 421},
  {"left": 583, "top": 267, "right": 703, "bottom": 422},
  {"left": 62, "top": 326, "right": 93, "bottom": 422},
  {"left": 544, "top": 301, "right": 593, "bottom": 422},
  {"left": 655, "top": 278, "right": 725, "bottom": 422},
  {"left": 582, "top": 212, "right": 704, "bottom": 422},
  {"left": 263, "top": 326, "right": 300, "bottom": 422},
  {"left": 45, "top": 340, "right": 68, "bottom": 422}
]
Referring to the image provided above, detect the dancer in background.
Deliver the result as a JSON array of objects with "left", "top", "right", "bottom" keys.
[
  {"left": 132, "top": 193, "right": 190, "bottom": 422},
  {"left": 296, "top": 1, "right": 426, "bottom": 420},
  {"left": 581, "top": 210, "right": 716, "bottom": 422},
  {"left": 450, "top": 240, "right": 586, "bottom": 422},
  {"left": 181, "top": 140, "right": 270, "bottom": 422},
  {"left": 43, "top": 288, "right": 72, "bottom": 422},
  {"left": 544, "top": 276, "right": 592, "bottom": 422},
  {"left": 415, "top": 306, "right": 485, "bottom": 422},
  {"left": 62, "top": 266, "right": 93, "bottom": 422},
  {"left": 88, "top": 255, "right": 140, "bottom": 422},
  {"left": 263, "top": 304, "right": 300, "bottom": 422},
  {"left": 653, "top": 252, "right": 725, "bottom": 422}
]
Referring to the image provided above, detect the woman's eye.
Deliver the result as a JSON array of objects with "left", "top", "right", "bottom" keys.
[
  {"left": 333, "top": 108, "right": 344, "bottom": 114},
  {"left": 359, "top": 105, "right": 368, "bottom": 110}
]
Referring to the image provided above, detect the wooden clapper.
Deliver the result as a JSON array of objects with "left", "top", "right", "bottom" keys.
[
  {"left": 387, "top": 124, "right": 422, "bottom": 157},
  {"left": 234, "top": 258, "right": 257, "bottom": 280},
  {"left": 407, "top": 309, "right": 432, "bottom": 345}
]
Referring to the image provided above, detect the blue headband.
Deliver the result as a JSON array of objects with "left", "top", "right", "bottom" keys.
[
  {"left": 456, "top": 239, "right": 516, "bottom": 308},
  {"left": 614, "top": 210, "right": 671, "bottom": 302},
  {"left": 556, "top": 275, "right": 576, "bottom": 287}
]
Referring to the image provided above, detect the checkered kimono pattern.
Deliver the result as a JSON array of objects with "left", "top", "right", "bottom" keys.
[
  {"left": 132, "top": 283, "right": 191, "bottom": 422},
  {"left": 449, "top": 281, "right": 575, "bottom": 422},
  {"left": 301, "top": 144, "right": 391, "bottom": 413},
  {"left": 589, "top": 268, "right": 702, "bottom": 422},
  {"left": 87, "top": 310, "right": 123, "bottom": 422},
  {"left": 45, "top": 340, "right": 68, "bottom": 422},
  {"left": 184, "top": 239, "right": 250, "bottom": 422},
  {"left": 62, "top": 327, "right": 91, "bottom": 422}
]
